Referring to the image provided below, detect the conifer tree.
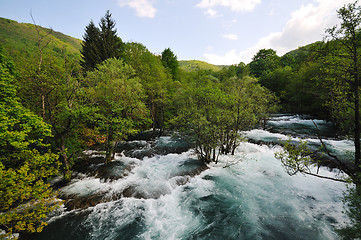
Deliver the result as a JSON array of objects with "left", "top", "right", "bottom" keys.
[
  {"left": 99, "top": 10, "right": 124, "bottom": 61},
  {"left": 161, "top": 48, "right": 179, "bottom": 80},
  {"left": 80, "top": 11, "right": 124, "bottom": 71},
  {"left": 80, "top": 20, "right": 101, "bottom": 71}
]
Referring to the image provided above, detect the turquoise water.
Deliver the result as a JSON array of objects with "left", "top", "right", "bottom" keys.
[{"left": 30, "top": 116, "right": 351, "bottom": 240}]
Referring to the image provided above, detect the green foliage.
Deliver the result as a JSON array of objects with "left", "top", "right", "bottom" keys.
[
  {"left": 337, "top": 187, "right": 361, "bottom": 239},
  {"left": 13, "top": 38, "right": 84, "bottom": 180},
  {"left": 161, "top": 48, "right": 179, "bottom": 80},
  {"left": 249, "top": 48, "right": 281, "bottom": 78},
  {"left": 250, "top": 42, "right": 329, "bottom": 117},
  {"left": 83, "top": 58, "right": 150, "bottom": 163},
  {"left": 275, "top": 139, "right": 313, "bottom": 176},
  {"left": 123, "top": 42, "right": 174, "bottom": 133},
  {"left": 0, "top": 48, "right": 61, "bottom": 239},
  {"left": 173, "top": 70, "right": 278, "bottom": 163},
  {"left": 80, "top": 11, "right": 124, "bottom": 71}
]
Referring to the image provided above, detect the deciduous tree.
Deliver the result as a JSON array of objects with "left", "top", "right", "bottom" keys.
[
  {"left": 0, "top": 47, "right": 60, "bottom": 239},
  {"left": 83, "top": 58, "right": 149, "bottom": 163}
]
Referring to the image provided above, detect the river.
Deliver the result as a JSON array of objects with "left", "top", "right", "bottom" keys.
[{"left": 30, "top": 115, "right": 353, "bottom": 240}]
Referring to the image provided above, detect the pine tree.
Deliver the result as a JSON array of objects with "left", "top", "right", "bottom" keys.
[
  {"left": 161, "top": 48, "right": 179, "bottom": 80},
  {"left": 80, "top": 11, "right": 124, "bottom": 72},
  {"left": 99, "top": 10, "right": 124, "bottom": 61},
  {"left": 80, "top": 20, "right": 101, "bottom": 71}
]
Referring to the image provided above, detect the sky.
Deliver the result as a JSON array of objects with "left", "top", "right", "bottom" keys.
[{"left": 0, "top": 0, "right": 356, "bottom": 65}]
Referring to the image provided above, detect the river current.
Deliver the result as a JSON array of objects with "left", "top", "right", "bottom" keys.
[{"left": 31, "top": 115, "right": 353, "bottom": 240}]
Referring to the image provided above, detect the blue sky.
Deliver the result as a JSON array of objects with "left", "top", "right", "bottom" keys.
[{"left": 0, "top": 0, "right": 355, "bottom": 65}]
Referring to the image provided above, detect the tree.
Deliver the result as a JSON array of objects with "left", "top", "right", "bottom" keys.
[
  {"left": 249, "top": 48, "right": 281, "bottom": 78},
  {"left": 123, "top": 42, "right": 173, "bottom": 135},
  {"left": 173, "top": 70, "right": 278, "bottom": 163},
  {"left": 323, "top": 0, "right": 361, "bottom": 175},
  {"left": 83, "top": 58, "right": 149, "bottom": 163},
  {"left": 0, "top": 47, "right": 60, "bottom": 239},
  {"left": 173, "top": 74, "right": 226, "bottom": 163},
  {"left": 44, "top": 53, "right": 84, "bottom": 181},
  {"left": 16, "top": 49, "right": 84, "bottom": 181},
  {"left": 161, "top": 48, "right": 179, "bottom": 80},
  {"left": 98, "top": 11, "right": 124, "bottom": 61},
  {"left": 337, "top": 187, "right": 361, "bottom": 239},
  {"left": 275, "top": 1, "right": 361, "bottom": 185},
  {"left": 80, "top": 20, "right": 101, "bottom": 71},
  {"left": 80, "top": 11, "right": 124, "bottom": 72}
]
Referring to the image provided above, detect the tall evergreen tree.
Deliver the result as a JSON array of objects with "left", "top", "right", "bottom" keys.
[
  {"left": 161, "top": 48, "right": 179, "bottom": 80},
  {"left": 80, "top": 11, "right": 124, "bottom": 71},
  {"left": 80, "top": 20, "right": 101, "bottom": 71},
  {"left": 99, "top": 10, "right": 124, "bottom": 60}
]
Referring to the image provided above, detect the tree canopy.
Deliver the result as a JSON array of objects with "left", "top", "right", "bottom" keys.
[
  {"left": 0, "top": 46, "right": 61, "bottom": 239},
  {"left": 80, "top": 11, "right": 124, "bottom": 71},
  {"left": 161, "top": 48, "right": 179, "bottom": 80}
]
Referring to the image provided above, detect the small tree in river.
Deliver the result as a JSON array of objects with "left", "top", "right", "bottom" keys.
[
  {"left": 83, "top": 58, "right": 150, "bottom": 164},
  {"left": 173, "top": 71, "right": 277, "bottom": 163}
]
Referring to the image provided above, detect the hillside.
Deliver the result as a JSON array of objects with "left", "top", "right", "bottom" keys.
[
  {"left": 0, "top": 17, "right": 82, "bottom": 63},
  {"left": 179, "top": 60, "right": 225, "bottom": 72}
]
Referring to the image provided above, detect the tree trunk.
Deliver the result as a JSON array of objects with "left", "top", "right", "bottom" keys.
[
  {"left": 61, "top": 135, "right": 71, "bottom": 181},
  {"left": 353, "top": 42, "right": 360, "bottom": 175},
  {"left": 354, "top": 68, "right": 360, "bottom": 172},
  {"left": 111, "top": 141, "right": 117, "bottom": 160},
  {"left": 212, "top": 148, "right": 216, "bottom": 163},
  {"left": 42, "top": 94, "right": 45, "bottom": 120},
  {"left": 105, "top": 123, "right": 112, "bottom": 164}
]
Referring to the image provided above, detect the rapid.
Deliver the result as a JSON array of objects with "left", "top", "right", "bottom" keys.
[{"left": 30, "top": 115, "right": 353, "bottom": 240}]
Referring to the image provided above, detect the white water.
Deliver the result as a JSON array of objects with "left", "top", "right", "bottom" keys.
[{"left": 33, "top": 116, "right": 352, "bottom": 240}]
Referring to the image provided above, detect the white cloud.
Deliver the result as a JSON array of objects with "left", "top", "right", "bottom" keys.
[
  {"left": 204, "top": 49, "right": 241, "bottom": 65},
  {"left": 205, "top": 8, "right": 219, "bottom": 17},
  {"left": 204, "top": 0, "right": 355, "bottom": 65},
  {"left": 196, "top": 0, "right": 262, "bottom": 12},
  {"left": 261, "top": 0, "right": 354, "bottom": 55},
  {"left": 118, "top": 0, "right": 157, "bottom": 18},
  {"left": 222, "top": 33, "right": 238, "bottom": 40}
]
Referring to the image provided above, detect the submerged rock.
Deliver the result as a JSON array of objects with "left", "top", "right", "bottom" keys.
[
  {"left": 153, "top": 136, "right": 192, "bottom": 155},
  {"left": 63, "top": 193, "right": 106, "bottom": 210},
  {"left": 115, "top": 136, "right": 192, "bottom": 160}
]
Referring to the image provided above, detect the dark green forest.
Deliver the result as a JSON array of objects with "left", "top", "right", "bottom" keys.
[{"left": 1, "top": 1, "right": 361, "bottom": 239}]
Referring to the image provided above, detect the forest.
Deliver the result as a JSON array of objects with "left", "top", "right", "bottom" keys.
[{"left": 1, "top": 1, "right": 361, "bottom": 239}]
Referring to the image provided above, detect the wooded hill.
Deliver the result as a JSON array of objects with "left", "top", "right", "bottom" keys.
[
  {"left": 0, "top": 17, "right": 82, "bottom": 63},
  {"left": 0, "top": 16, "right": 316, "bottom": 76},
  {"left": 179, "top": 60, "right": 224, "bottom": 72},
  {"left": 0, "top": 17, "right": 228, "bottom": 72}
]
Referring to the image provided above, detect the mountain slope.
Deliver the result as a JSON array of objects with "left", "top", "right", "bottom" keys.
[
  {"left": 0, "top": 17, "right": 82, "bottom": 63},
  {"left": 179, "top": 60, "right": 225, "bottom": 72}
]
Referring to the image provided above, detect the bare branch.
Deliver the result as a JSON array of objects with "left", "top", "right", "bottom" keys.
[
  {"left": 299, "top": 169, "right": 348, "bottom": 183},
  {"left": 312, "top": 120, "right": 356, "bottom": 179}
]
